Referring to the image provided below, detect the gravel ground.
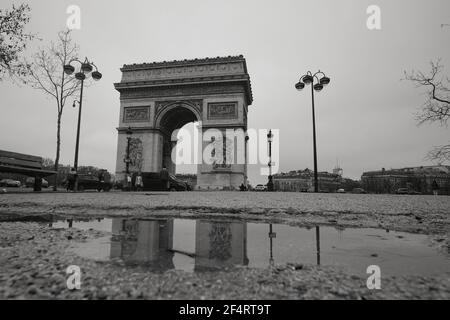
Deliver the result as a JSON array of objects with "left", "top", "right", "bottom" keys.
[
  {"left": 0, "top": 191, "right": 449, "bottom": 234},
  {"left": 0, "top": 191, "right": 449, "bottom": 300}
]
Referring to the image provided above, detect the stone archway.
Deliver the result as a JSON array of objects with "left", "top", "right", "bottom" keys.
[
  {"left": 155, "top": 102, "right": 200, "bottom": 176},
  {"left": 114, "top": 55, "right": 253, "bottom": 190}
]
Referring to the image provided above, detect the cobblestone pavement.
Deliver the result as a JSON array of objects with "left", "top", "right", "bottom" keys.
[{"left": 0, "top": 192, "right": 449, "bottom": 300}]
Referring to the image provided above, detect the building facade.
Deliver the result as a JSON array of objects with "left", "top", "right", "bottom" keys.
[
  {"left": 361, "top": 165, "right": 450, "bottom": 195},
  {"left": 273, "top": 169, "right": 342, "bottom": 192}
]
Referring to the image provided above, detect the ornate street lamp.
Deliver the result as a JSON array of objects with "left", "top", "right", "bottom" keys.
[
  {"left": 267, "top": 129, "right": 274, "bottom": 191},
  {"left": 65, "top": 57, "right": 102, "bottom": 192},
  {"left": 295, "top": 70, "right": 331, "bottom": 193},
  {"left": 124, "top": 126, "right": 133, "bottom": 175}
]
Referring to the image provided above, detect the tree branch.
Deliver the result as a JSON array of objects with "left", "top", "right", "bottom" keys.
[{"left": 404, "top": 60, "right": 450, "bottom": 126}]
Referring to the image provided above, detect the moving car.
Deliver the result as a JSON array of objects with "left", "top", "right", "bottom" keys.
[
  {"left": 0, "top": 179, "right": 21, "bottom": 187},
  {"left": 66, "top": 173, "right": 113, "bottom": 192},
  {"left": 168, "top": 174, "right": 190, "bottom": 191},
  {"left": 254, "top": 184, "right": 268, "bottom": 191},
  {"left": 25, "top": 177, "right": 49, "bottom": 188}
]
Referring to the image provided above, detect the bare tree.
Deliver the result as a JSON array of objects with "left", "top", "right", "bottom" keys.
[
  {"left": 404, "top": 60, "right": 450, "bottom": 163},
  {"left": 41, "top": 157, "right": 55, "bottom": 170},
  {"left": 27, "top": 30, "right": 80, "bottom": 190},
  {"left": 0, "top": 3, "right": 35, "bottom": 81}
]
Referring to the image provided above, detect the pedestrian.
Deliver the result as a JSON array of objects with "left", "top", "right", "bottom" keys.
[
  {"left": 98, "top": 170, "right": 105, "bottom": 182},
  {"left": 160, "top": 166, "right": 170, "bottom": 191},
  {"left": 135, "top": 172, "right": 143, "bottom": 191},
  {"left": 432, "top": 180, "right": 439, "bottom": 196},
  {"left": 126, "top": 174, "right": 132, "bottom": 191}
]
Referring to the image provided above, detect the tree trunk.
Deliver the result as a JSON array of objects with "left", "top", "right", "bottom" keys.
[{"left": 53, "top": 111, "right": 62, "bottom": 191}]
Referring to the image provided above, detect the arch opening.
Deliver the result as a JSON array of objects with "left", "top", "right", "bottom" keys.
[{"left": 158, "top": 105, "right": 200, "bottom": 184}]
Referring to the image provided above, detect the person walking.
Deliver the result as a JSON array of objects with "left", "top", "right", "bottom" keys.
[
  {"left": 126, "top": 174, "right": 132, "bottom": 191},
  {"left": 135, "top": 172, "right": 143, "bottom": 192},
  {"left": 432, "top": 180, "right": 439, "bottom": 196},
  {"left": 160, "top": 166, "right": 170, "bottom": 191}
]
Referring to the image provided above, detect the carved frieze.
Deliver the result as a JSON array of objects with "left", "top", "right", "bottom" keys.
[
  {"left": 207, "top": 102, "right": 238, "bottom": 120},
  {"left": 123, "top": 106, "right": 150, "bottom": 123},
  {"left": 119, "top": 84, "right": 247, "bottom": 102},
  {"left": 121, "top": 62, "right": 244, "bottom": 82}
]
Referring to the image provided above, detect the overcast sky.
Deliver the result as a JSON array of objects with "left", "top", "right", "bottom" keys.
[{"left": 1, "top": 0, "right": 449, "bottom": 184}]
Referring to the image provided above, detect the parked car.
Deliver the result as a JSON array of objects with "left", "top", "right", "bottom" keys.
[
  {"left": 351, "top": 188, "right": 366, "bottom": 194},
  {"left": 0, "top": 179, "right": 21, "bottom": 187},
  {"left": 141, "top": 172, "right": 190, "bottom": 191},
  {"left": 337, "top": 188, "right": 346, "bottom": 193},
  {"left": 395, "top": 188, "right": 409, "bottom": 195},
  {"left": 66, "top": 173, "right": 113, "bottom": 191},
  {"left": 396, "top": 188, "right": 421, "bottom": 195},
  {"left": 25, "top": 177, "right": 49, "bottom": 188},
  {"left": 254, "top": 184, "right": 268, "bottom": 191}
]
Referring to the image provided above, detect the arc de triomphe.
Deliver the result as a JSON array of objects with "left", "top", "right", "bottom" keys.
[{"left": 114, "top": 55, "right": 253, "bottom": 190}]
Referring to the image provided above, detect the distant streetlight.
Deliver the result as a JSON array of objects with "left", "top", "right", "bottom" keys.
[
  {"left": 64, "top": 57, "right": 102, "bottom": 192},
  {"left": 295, "top": 70, "right": 331, "bottom": 193},
  {"left": 267, "top": 129, "right": 274, "bottom": 191}
]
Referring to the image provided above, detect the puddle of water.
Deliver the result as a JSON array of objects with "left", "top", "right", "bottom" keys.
[{"left": 52, "top": 218, "right": 450, "bottom": 277}]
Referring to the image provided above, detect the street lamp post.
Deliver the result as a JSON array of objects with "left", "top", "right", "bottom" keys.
[
  {"left": 124, "top": 127, "right": 133, "bottom": 174},
  {"left": 295, "top": 71, "right": 330, "bottom": 193},
  {"left": 124, "top": 127, "right": 133, "bottom": 190},
  {"left": 64, "top": 57, "right": 102, "bottom": 192},
  {"left": 267, "top": 129, "right": 274, "bottom": 191}
]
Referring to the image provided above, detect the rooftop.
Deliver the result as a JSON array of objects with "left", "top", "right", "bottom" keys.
[
  {"left": 273, "top": 169, "right": 340, "bottom": 178},
  {"left": 362, "top": 165, "right": 450, "bottom": 176},
  {"left": 121, "top": 55, "right": 247, "bottom": 71}
]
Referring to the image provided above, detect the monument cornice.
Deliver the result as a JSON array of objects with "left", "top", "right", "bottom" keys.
[
  {"left": 115, "top": 75, "right": 253, "bottom": 104},
  {"left": 116, "top": 126, "right": 173, "bottom": 137},
  {"left": 114, "top": 74, "right": 250, "bottom": 89}
]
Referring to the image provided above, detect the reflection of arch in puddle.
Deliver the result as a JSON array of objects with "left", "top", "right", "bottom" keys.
[
  {"left": 108, "top": 218, "right": 249, "bottom": 272},
  {"left": 110, "top": 218, "right": 174, "bottom": 271},
  {"left": 194, "top": 220, "right": 248, "bottom": 271}
]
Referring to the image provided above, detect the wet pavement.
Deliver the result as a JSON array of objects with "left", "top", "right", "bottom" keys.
[
  {"left": 1, "top": 192, "right": 449, "bottom": 299},
  {"left": 52, "top": 217, "right": 450, "bottom": 277}
]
